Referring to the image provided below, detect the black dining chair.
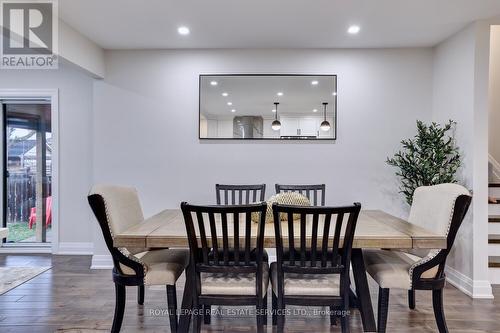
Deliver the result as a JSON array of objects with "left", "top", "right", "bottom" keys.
[
  {"left": 216, "top": 184, "right": 266, "bottom": 205},
  {"left": 275, "top": 184, "right": 326, "bottom": 206},
  {"left": 270, "top": 202, "right": 361, "bottom": 333},
  {"left": 363, "top": 184, "right": 472, "bottom": 332},
  {"left": 181, "top": 201, "right": 269, "bottom": 332}
]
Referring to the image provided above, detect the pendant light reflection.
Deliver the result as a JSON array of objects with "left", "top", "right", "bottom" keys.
[
  {"left": 272, "top": 102, "right": 281, "bottom": 131},
  {"left": 320, "top": 102, "right": 331, "bottom": 131}
]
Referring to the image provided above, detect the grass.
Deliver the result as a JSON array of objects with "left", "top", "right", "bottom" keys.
[{"left": 7, "top": 222, "right": 35, "bottom": 242}]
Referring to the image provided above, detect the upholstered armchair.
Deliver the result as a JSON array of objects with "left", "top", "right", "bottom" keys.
[
  {"left": 363, "top": 183, "right": 472, "bottom": 333},
  {"left": 88, "top": 185, "right": 189, "bottom": 333}
]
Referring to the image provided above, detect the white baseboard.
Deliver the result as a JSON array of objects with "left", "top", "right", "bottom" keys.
[
  {"left": 56, "top": 242, "right": 93, "bottom": 255},
  {"left": 445, "top": 265, "right": 493, "bottom": 299},
  {"left": 471, "top": 280, "right": 494, "bottom": 299},
  {"left": 91, "top": 254, "right": 113, "bottom": 269}
]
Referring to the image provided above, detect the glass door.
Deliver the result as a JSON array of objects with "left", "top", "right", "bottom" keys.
[{"left": 2, "top": 103, "right": 51, "bottom": 244}]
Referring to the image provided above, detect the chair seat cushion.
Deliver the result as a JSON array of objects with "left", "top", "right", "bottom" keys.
[
  {"left": 363, "top": 249, "right": 438, "bottom": 290},
  {"left": 201, "top": 263, "right": 269, "bottom": 296},
  {"left": 120, "top": 249, "right": 189, "bottom": 285},
  {"left": 270, "top": 262, "right": 340, "bottom": 296}
]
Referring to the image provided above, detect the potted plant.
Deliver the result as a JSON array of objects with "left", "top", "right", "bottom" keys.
[{"left": 386, "top": 120, "right": 461, "bottom": 205}]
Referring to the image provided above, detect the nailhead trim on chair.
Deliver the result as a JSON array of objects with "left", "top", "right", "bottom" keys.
[
  {"left": 100, "top": 196, "right": 148, "bottom": 282},
  {"left": 118, "top": 247, "right": 148, "bottom": 277},
  {"left": 408, "top": 194, "right": 460, "bottom": 286}
]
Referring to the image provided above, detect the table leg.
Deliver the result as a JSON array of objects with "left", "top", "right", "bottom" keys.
[
  {"left": 351, "top": 248, "right": 376, "bottom": 332},
  {"left": 349, "top": 288, "right": 358, "bottom": 308},
  {"left": 178, "top": 266, "right": 194, "bottom": 333}
]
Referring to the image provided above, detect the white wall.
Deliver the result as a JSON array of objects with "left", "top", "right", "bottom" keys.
[
  {"left": 0, "top": 62, "right": 95, "bottom": 253},
  {"left": 489, "top": 26, "right": 500, "bottom": 163},
  {"left": 59, "top": 20, "right": 105, "bottom": 79},
  {"left": 91, "top": 48, "right": 434, "bottom": 258},
  {"left": 432, "top": 22, "right": 493, "bottom": 298}
]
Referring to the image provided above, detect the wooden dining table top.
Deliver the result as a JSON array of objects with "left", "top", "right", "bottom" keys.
[{"left": 113, "top": 209, "right": 446, "bottom": 250}]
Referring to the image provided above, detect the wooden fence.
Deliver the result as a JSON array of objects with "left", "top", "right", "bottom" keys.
[{"left": 6, "top": 171, "right": 51, "bottom": 224}]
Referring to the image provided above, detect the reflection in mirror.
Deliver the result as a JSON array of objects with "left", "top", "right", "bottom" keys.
[{"left": 199, "top": 75, "right": 337, "bottom": 140}]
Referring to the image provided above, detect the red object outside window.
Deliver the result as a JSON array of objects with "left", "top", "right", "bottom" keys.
[{"left": 28, "top": 196, "right": 52, "bottom": 229}]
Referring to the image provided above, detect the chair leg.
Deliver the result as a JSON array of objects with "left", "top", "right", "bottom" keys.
[
  {"left": 340, "top": 314, "right": 349, "bottom": 333},
  {"left": 203, "top": 305, "right": 211, "bottom": 324},
  {"left": 408, "top": 289, "right": 415, "bottom": 309},
  {"left": 138, "top": 285, "right": 144, "bottom": 305},
  {"left": 256, "top": 295, "right": 265, "bottom": 330},
  {"left": 377, "top": 287, "right": 390, "bottom": 333},
  {"left": 340, "top": 283, "right": 350, "bottom": 333},
  {"left": 432, "top": 289, "right": 448, "bottom": 333},
  {"left": 166, "top": 285, "right": 178, "bottom": 333},
  {"left": 262, "top": 293, "right": 268, "bottom": 326},
  {"left": 276, "top": 291, "right": 285, "bottom": 332},
  {"left": 330, "top": 306, "right": 337, "bottom": 326},
  {"left": 192, "top": 293, "right": 201, "bottom": 333},
  {"left": 112, "top": 283, "right": 126, "bottom": 333},
  {"left": 272, "top": 292, "right": 277, "bottom": 326}
]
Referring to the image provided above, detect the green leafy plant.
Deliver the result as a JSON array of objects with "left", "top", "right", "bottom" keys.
[{"left": 387, "top": 120, "right": 461, "bottom": 205}]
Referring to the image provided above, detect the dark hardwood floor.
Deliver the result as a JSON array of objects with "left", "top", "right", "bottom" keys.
[{"left": 0, "top": 254, "right": 499, "bottom": 332}]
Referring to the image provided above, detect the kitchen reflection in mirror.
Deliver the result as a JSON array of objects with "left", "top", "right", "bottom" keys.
[{"left": 199, "top": 75, "right": 337, "bottom": 140}]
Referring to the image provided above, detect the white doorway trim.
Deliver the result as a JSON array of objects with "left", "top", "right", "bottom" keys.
[{"left": 0, "top": 89, "right": 59, "bottom": 254}]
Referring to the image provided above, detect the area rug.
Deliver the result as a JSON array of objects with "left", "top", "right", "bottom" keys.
[{"left": 0, "top": 266, "right": 51, "bottom": 295}]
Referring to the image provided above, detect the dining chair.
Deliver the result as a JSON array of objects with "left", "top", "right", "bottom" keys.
[
  {"left": 181, "top": 201, "right": 269, "bottom": 332},
  {"left": 270, "top": 202, "right": 362, "bottom": 333},
  {"left": 363, "top": 183, "right": 472, "bottom": 333},
  {"left": 88, "top": 185, "right": 189, "bottom": 333},
  {"left": 209, "top": 183, "right": 267, "bottom": 324},
  {"left": 216, "top": 184, "right": 266, "bottom": 205},
  {"left": 275, "top": 184, "right": 326, "bottom": 206}
]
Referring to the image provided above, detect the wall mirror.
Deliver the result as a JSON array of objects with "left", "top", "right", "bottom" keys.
[{"left": 199, "top": 74, "right": 337, "bottom": 140}]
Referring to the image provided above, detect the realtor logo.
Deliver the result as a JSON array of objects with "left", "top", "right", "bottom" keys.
[{"left": 1, "top": 0, "right": 58, "bottom": 69}]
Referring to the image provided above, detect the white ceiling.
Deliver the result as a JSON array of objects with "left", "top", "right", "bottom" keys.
[{"left": 59, "top": 0, "right": 500, "bottom": 49}]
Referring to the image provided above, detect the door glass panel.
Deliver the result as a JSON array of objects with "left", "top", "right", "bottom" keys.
[{"left": 3, "top": 103, "right": 51, "bottom": 244}]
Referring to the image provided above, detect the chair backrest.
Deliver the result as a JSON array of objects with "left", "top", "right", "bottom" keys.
[
  {"left": 88, "top": 185, "right": 146, "bottom": 281},
  {"left": 89, "top": 185, "right": 144, "bottom": 236},
  {"left": 272, "top": 203, "right": 361, "bottom": 280},
  {"left": 181, "top": 202, "right": 267, "bottom": 275},
  {"left": 216, "top": 184, "right": 266, "bottom": 205},
  {"left": 408, "top": 184, "right": 472, "bottom": 283},
  {"left": 409, "top": 183, "right": 470, "bottom": 237},
  {"left": 275, "top": 184, "right": 326, "bottom": 206}
]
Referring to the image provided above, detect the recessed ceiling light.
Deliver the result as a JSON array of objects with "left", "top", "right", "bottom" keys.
[
  {"left": 272, "top": 109, "right": 276, "bottom": 113},
  {"left": 311, "top": 80, "right": 319, "bottom": 85},
  {"left": 347, "top": 25, "right": 361, "bottom": 34},
  {"left": 227, "top": 102, "right": 232, "bottom": 106},
  {"left": 210, "top": 81, "right": 218, "bottom": 86},
  {"left": 231, "top": 109, "right": 236, "bottom": 113},
  {"left": 312, "top": 109, "right": 318, "bottom": 112},
  {"left": 222, "top": 92, "right": 228, "bottom": 97},
  {"left": 332, "top": 92, "right": 337, "bottom": 96},
  {"left": 177, "top": 26, "right": 190, "bottom": 35},
  {"left": 277, "top": 92, "right": 283, "bottom": 96}
]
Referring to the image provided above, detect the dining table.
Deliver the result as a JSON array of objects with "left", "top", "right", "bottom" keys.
[{"left": 114, "top": 208, "right": 446, "bottom": 333}]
